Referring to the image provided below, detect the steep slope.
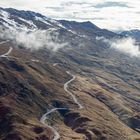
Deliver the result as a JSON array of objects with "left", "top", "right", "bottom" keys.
[
  {"left": 59, "top": 20, "right": 117, "bottom": 38},
  {"left": 0, "top": 7, "right": 65, "bottom": 31}
]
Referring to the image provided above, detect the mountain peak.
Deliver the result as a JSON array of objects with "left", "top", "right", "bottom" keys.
[
  {"left": 58, "top": 20, "right": 99, "bottom": 29},
  {"left": 80, "top": 21, "right": 99, "bottom": 29}
]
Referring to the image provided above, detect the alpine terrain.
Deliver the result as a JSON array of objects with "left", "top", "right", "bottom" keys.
[{"left": 0, "top": 8, "right": 140, "bottom": 140}]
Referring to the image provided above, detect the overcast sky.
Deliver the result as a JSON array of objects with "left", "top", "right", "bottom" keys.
[{"left": 0, "top": 0, "right": 140, "bottom": 31}]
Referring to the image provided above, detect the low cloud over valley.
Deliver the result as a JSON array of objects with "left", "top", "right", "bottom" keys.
[
  {"left": 0, "top": 28, "right": 68, "bottom": 51},
  {"left": 96, "top": 36, "right": 140, "bottom": 57}
]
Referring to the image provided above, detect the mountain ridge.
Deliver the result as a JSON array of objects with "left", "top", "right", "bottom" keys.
[{"left": 121, "top": 29, "right": 140, "bottom": 42}]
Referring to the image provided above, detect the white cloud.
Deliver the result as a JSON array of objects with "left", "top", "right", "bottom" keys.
[
  {"left": 111, "top": 38, "right": 140, "bottom": 56},
  {"left": 0, "top": 0, "right": 140, "bottom": 30},
  {"left": 0, "top": 28, "right": 68, "bottom": 51},
  {"left": 96, "top": 36, "right": 140, "bottom": 57}
]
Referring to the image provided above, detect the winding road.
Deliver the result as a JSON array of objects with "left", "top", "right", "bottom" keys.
[
  {"left": 0, "top": 47, "right": 13, "bottom": 58},
  {"left": 64, "top": 71, "right": 83, "bottom": 109},
  {"left": 40, "top": 70, "right": 83, "bottom": 140},
  {"left": 53, "top": 63, "right": 58, "bottom": 67},
  {"left": 0, "top": 40, "right": 13, "bottom": 58},
  {"left": 0, "top": 40, "right": 83, "bottom": 139},
  {"left": 0, "top": 40, "right": 9, "bottom": 45},
  {"left": 40, "top": 108, "right": 67, "bottom": 140}
]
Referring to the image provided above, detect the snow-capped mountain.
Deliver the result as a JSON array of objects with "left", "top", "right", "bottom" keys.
[
  {"left": 0, "top": 7, "right": 66, "bottom": 31},
  {"left": 121, "top": 29, "right": 140, "bottom": 42},
  {"left": 0, "top": 7, "right": 117, "bottom": 39}
]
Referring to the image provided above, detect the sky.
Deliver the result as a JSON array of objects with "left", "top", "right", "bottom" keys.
[{"left": 0, "top": 0, "right": 140, "bottom": 31}]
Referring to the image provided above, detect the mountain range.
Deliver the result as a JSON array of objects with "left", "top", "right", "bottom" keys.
[
  {"left": 121, "top": 29, "right": 140, "bottom": 42},
  {"left": 0, "top": 7, "right": 140, "bottom": 140}
]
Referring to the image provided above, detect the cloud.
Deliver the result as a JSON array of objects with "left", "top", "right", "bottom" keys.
[
  {"left": 0, "top": 28, "right": 68, "bottom": 51},
  {"left": 111, "top": 38, "right": 140, "bottom": 56},
  {"left": 94, "top": 2, "right": 130, "bottom": 8},
  {"left": 0, "top": 0, "right": 140, "bottom": 30},
  {"left": 96, "top": 36, "right": 140, "bottom": 57}
]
